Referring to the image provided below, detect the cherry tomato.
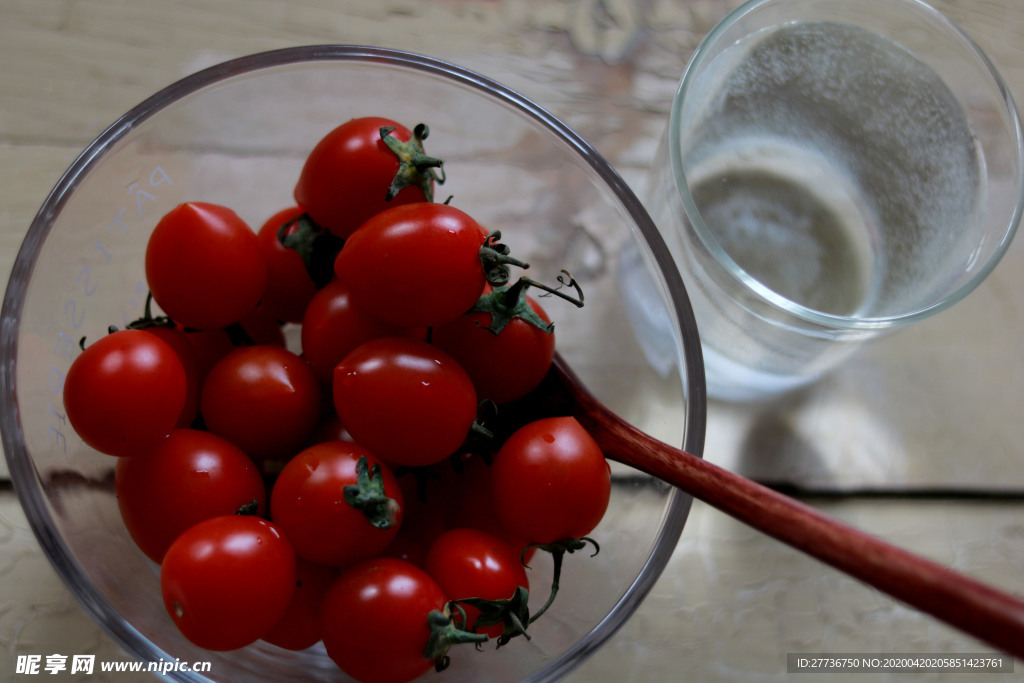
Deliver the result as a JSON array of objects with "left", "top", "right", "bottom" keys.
[
  {"left": 115, "top": 429, "right": 266, "bottom": 563},
  {"left": 161, "top": 515, "right": 296, "bottom": 651},
  {"left": 445, "top": 454, "right": 533, "bottom": 562},
  {"left": 300, "top": 279, "right": 417, "bottom": 383},
  {"left": 183, "top": 305, "right": 286, "bottom": 385},
  {"left": 63, "top": 329, "right": 187, "bottom": 457},
  {"left": 334, "top": 203, "right": 487, "bottom": 327},
  {"left": 425, "top": 528, "right": 529, "bottom": 638},
  {"left": 322, "top": 557, "right": 470, "bottom": 683},
  {"left": 200, "top": 345, "right": 322, "bottom": 461},
  {"left": 261, "top": 557, "right": 339, "bottom": 651},
  {"left": 270, "top": 441, "right": 403, "bottom": 568},
  {"left": 145, "top": 202, "right": 267, "bottom": 330},
  {"left": 333, "top": 337, "right": 478, "bottom": 467},
  {"left": 294, "top": 117, "right": 441, "bottom": 239},
  {"left": 381, "top": 464, "right": 457, "bottom": 568},
  {"left": 432, "top": 290, "right": 554, "bottom": 404},
  {"left": 137, "top": 324, "right": 200, "bottom": 428},
  {"left": 256, "top": 206, "right": 319, "bottom": 324},
  {"left": 491, "top": 417, "right": 611, "bottom": 545}
]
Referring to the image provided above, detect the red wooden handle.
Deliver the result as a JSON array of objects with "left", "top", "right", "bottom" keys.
[{"left": 557, "top": 361, "right": 1024, "bottom": 659}]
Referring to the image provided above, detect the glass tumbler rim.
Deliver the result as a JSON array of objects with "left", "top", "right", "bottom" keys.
[
  {"left": 669, "top": 0, "right": 1024, "bottom": 332},
  {"left": 0, "top": 44, "right": 707, "bottom": 682}
]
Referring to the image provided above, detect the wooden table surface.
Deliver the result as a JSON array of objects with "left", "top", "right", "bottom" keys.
[{"left": 2, "top": 1, "right": 1024, "bottom": 681}]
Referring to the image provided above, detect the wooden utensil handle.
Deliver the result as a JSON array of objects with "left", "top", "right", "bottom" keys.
[{"left": 577, "top": 399, "right": 1024, "bottom": 660}]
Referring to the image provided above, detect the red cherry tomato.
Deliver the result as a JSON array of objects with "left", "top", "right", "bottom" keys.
[
  {"left": 183, "top": 305, "right": 286, "bottom": 385},
  {"left": 140, "top": 324, "right": 200, "bottom": 428},
  {"left": 256, "top": 206, "right": 319, "bottom": 324},
  {"left": 270, "top": 441, "right": 403, "bottom": 568},
  {"left": 300, "top": 279, "right": 417, "bottom": 383},
  {"left": 294, "top": 117, "right": 441, "bottom": 239},
  {"left": 145, "top": 202, "right": 267, "bottom": 330},
  {"left": 115, "top": 429, "right": 266, "bottom": 563},
  {"left": 261, "top": 557, "right": 339, "bottom": 651},
  {"left": 333, "top": 337, "right": 478, "bottom": 467},
  {"left": 445, "top": 454, "right": 533, "bottom": 561},
  {"left": 200, "top": 345, "right": 322, "bottom": 461},
  {"left": 491, "top": 417, "right": 611, "bottom": 545},
  {"left": 433, "top": 291, "right": 555, "bottom": 404},
  {"left": 334, "top": 203, "right": 487, "bottom": 327},
  {"left": 381, "top": 464, "right": 457, "bottom": 568},
  {"left": 426, "top": 528, "right": 529, "bottom": 638},
  {"left": 322, "top": 558, "right": 469, "bottom": 683},
  {"left": 63, "top": 329, "right": 187, "bottom": 457},
  {"left": 160, "top": 515, "right": 296, "bottom": 651}
]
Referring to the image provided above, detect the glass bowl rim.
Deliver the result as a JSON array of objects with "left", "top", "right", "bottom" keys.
[{"left": 0, "top": 44, "right": 707, "bottom": 681}]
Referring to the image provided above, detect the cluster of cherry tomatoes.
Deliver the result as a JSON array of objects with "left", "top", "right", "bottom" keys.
[{"left": 61, "top": 116, "right": 612, "bottom": 682}]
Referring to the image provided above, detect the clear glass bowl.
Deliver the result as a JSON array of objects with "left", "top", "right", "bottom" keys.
[{"left": 0, "top": 46, "right": 706, "bottom": 682}]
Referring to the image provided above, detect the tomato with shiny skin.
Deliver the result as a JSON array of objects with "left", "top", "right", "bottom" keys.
[
  {"left": 300, "top": 279, "right": 418, "bottom": 383},
  {"left": 321, "top": 558, "right": 456, "bottom": 683},
  {"left": 432, "top": 292, "right": 554, "bottom": 404},
  {"left": 490, "top": 416, "right": 611, "bottom": 545},
  {"left": 160, "top": 515, "right": 296, "bottom": 651},
  {"left": 270, "top": 441, "right": 403, "bottom": 568},
  {"left": 334, "top": 203, "right": 487, "bottom": 328},
  {"left": 115, "top": 428, "right": 266, "bottom": 563},
  {"left": 63, "top": 329, "right": 187, "bottom": 457},
  {"left": 333, "top": 337, "right": 477, "bottom": 467},
  {"left": 200, "top": 345, "right": 321, "bottom": 461},
  {"left": 294, "top": 117, "right": 440, "bottom": 239},
  {"left": 256, "top": 206, "right": 319, "bottom": 324},
  {"left": 261, "top": 557, "right": 339, "bottom": 651},
  {"left": 135, "top": 324, "right": 200, "bottom": 428},
  {"left": 425, "top": 528, "right": 529, "bottom": 638},
  {"left": 145, "top": 202, "right": 267, "bottom": 330}
]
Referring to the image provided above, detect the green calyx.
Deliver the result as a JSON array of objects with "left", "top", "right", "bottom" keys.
[
  {"left": 523, "top": 537, "right": 600, "bottom": 625},
  {"left": 277, "top": 212, "right": 345, "bottom": 289},
  {"left": 449, "top": 585, "right": 532, "bottom": 647},
  {"left": 235, "top": 499, "right": 260, "bottom": 516},
  {"left": 380, "top": 123, "right": 445, "bottom": 202},
  {"left": 123, "top": 292, "right": 175, "bottom": 332},
  {"left": 342, "top": 456, "right": 401, "bottom": 529},
  {"left": 471, "top": 271, "right": 585, "bottom": 335},
  {"left": 479, "top": 231, "right": 530, "bottom": 287},
  {"left": 424, "top": 608, "right": 489, "bottom": 673}
]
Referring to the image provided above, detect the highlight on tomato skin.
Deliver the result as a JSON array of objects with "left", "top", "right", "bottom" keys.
[
  {"left": 425, "top": 528, "right": 530, "bottom": 639},
  {"left": 294, "top": 117, "right": 441, "bottom": 240},
  {"left": 160, "top": 515, "right": 297, "bottom": 652},
  {"left": 144, "top": 202, "right": 268, "bottom": 331},
  {"left": 332, "top": 337, "right": 479, "bottom": 468},
  {"left": 490, "top": 416, "right": 612, "bottom": 546},
  {"left": 199, "top": 345, "right": 322, "bottom": 462},
  {"left": 333, "top": 202, "right": 489, "bottom": 329},
  {"left": 269, "top": 441, "right": 404, "bottom": 568},
  {"left": 320, "top": 557, "right": 485, "bottom": 683},
  {"left": 115, "top": 428, "right": 267, "bottom": 563},
  {"left": 63, "top": 328, "right": 188, "bottom": 458}
]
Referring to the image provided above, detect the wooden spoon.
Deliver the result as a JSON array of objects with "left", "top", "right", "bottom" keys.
[{"left": 522, "top": 354, "right": 1024, "bottom": 660}]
